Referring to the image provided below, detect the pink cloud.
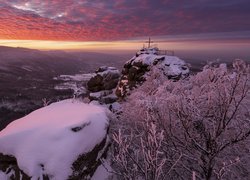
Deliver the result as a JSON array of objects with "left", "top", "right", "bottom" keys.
[{"left": 0, "top": 0, "right": 249, "bottom": 41}]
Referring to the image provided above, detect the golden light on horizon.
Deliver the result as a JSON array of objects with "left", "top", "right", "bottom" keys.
[
  {"left": 0, "top": 39, "right": 196, "bottom": 54},
  {"left": 0, "top": 39, "right": 144, "bottom": 51},
  {"left": 0, "top": 39, "right": 213, "bottom": 52},
  {"left": 0, "top": 39, "right": 249, "bottom": 59}
]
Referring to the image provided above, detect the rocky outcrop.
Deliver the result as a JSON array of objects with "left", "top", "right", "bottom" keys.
[
  {"left": 87, "top": 66, "right": 120, "bottom": 92},
  {"left": 116, "top": 48, "right": 190, "bottom": 98},
  {"left": 87, "top": 66, "right": 120, "bottom": 105},
  {"left": 0, "top": 139, "right": 110, "bottom": 180},
  {"left": 0, "top": 99, "right": 110, "bottom": 180},
  {"left": 69, "top": 137, "right": 109, "bottom": 179}
]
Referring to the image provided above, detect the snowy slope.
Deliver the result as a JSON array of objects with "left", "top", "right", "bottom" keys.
[{"left": 0, "top": 99, "right": 109, "bottom": 180}]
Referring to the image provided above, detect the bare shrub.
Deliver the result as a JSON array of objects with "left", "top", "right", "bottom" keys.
[
  {"left": 111, "top": 60, "right": 250, "bottom": 180},
  {"left": 42, "top": 98, "right": 52, "bottom": 107}
]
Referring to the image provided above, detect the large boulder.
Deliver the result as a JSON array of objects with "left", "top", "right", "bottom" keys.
[
  {"left": 0, "top": 99, "right": 109, "bottom": 180},
  {"left": 87, "top": 66, "right": 121, "bottom": 107},
  {"left": 87, "top": 66, "right": 120, "bottom": 92},
  {"left": 116, "top": 48, "right": 190, "bottom": 98}
]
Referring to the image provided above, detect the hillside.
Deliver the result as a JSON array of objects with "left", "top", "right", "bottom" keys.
[{"left": 0, "top": 46, "right": 128, "bottom": 131}]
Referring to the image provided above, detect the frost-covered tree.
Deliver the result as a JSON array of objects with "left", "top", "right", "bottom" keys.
[{"left": 111, "top": 60, "right": 250, "bottom": 180}]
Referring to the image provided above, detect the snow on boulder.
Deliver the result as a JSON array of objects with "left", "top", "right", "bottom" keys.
[
  {"left": 87, "top": 66, "right": 120, "bottom": 93},
  {"left": 89, "top": 90, "right": 118, "bottom": 104},
  {"left": 116, "top": 47, "right": 190, "bottom": 98},
  {"left": 87, "top": 66, "right": 120, "bottom": 106},
  {"left": 0, "top": 99, "right": 110, "bottom": 180}
]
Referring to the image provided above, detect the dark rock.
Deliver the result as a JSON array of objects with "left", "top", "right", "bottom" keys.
[
  {"left": 87, "top": 67, "right": 120, "bottom": 92},
  {"left": 122, "top": 68, "right": 129, "bottom": 75},
  {"left": 71, "top": 121, "right": 91, "bottom": 132},
  {"left": 102, "top": 73, "right": 120, "bottom": 90},
  {"left": 132, "top": 61, "right": 149, "bottom": 68},
  {"left": 0, "top": 153, "right": 31, "bottom": 180},
  {"left": 87, "top": 74, "right": 104, "bottom": 92},
  {"left": 128, "top": 66, "right": 138, "bottom": 80},
  {"left": 95, "top": 66, "right": 108, "bottom": 73},
  {"left": 124, "top": 61, "right": 133, "bottom": 69},
  {"left": 69, "top": 136, "right": 110, "bottom": 180},
  {"left": 102, "top": 95, "right": 118, "bottom": 104}
]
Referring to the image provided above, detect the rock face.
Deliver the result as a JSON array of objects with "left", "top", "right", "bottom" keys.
[
  {"left": 87, "top": 66, "right": 120, "bottom": 92},
  {"left": 116, "top": 47, "right": 190, "bottom": 98},
  {"left": 87, "top": 66, "right": 121, "bottom": 104},
  {"left": 0, "top": 153, "right": 30, "bottom": 180},
  {"left": 0, "top": 99, "right": 109, "bottom": 180}
]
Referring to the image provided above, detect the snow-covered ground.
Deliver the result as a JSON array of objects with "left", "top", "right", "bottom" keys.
[
  {"left": 96, "top": 66, "right": 120, "bottom": 76},
  {"left": 91, "top": 158, "right": 113, "bottom": 180},
  {"left": 54, "top": 73, "right": 95, "bottom": 82},
  {"left": 0, "top": 99, "right": 109, "bottom": 180},
  {"left": 0, "top": 170, "right": 13, "bottom": 180},
  {"left": 54, "top": 73, "right": 95, "bottom": 96}
]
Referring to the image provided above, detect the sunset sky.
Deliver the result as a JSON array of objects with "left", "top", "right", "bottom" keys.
[{"left": 0, "top": 0, "right": 250, "bottom": 56}]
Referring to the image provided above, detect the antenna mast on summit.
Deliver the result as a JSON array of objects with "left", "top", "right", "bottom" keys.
[{"left": 146, "top": 37, "right": 153, "bottom": 48}]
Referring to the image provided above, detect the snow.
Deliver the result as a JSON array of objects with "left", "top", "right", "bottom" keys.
[
  {"left": 132, "top": 54, "right": 159, "bottom": 66},
  {"left": 125, "top": 48, "right": 189, "bottom": 77},
  {"left": 91, "top": 160, "right": 112, "bottom": 180},
  {"left": 54, "top": 82, "right": 87, "bottom": 96},
  {"left": 54, "top": 73, "right": 95, "bottom": 96},
  {"left": 89, "top": 90, "right": 113, "bottom": 100},
  {"left": 104, "top": 93, "right": 117, "bottom": 99},
  {"left": 97, "top": 67, "right": 120, "bottom": 77},
  {"left": 159, "top": 56, "right": 189, "bottom": 76},
  {"left": 121, "top": 79, "right": 128, "bottom": 84},
  {"left": 137, "top": 47, "right": 159, "bottom": 55},
  {"left": 128, "top": 53, "right": 189, "bottom": 77},
  {"left": 219, "top": 63, "right": 227, "bottom": 71},
  {"left": 53, "top": 67, "right": 119, "bottom": 97},
  {"left": 21, "top": 65, "right": 34, "bottom": 72},
  {"left": 0, "top": 99, "right": 109, "bottom": 180},
  {"left": 54, "top": 73, "right": 95, "bottom": 82},
  {"left": 1, "top": 168, "right": 16, "bottom": 179},
  {"left": 108, "top": 102, "right": 122, "bottom": 113},
  {"left": 90, "top": 91, "right": 103, "bottom": 99},
  {"left": 0, "top": 171, "right": 11, "bottom": 180}
]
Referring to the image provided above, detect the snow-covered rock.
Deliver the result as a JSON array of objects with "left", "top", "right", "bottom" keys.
[
  {"left": 116, "top": 48, "right": 190, "bottom": 98},
  {"left": 87, "top": 66, "right": 120, "bottom": 93},
  {"left": 0, "top": 99, "right": 110, "bottom": 180},
  {"left": 136, "top": 47, "right": 159, "bottom": 56},
  {"left": 86, "top": 66, "right": 120, "bottom": 107},
  {"left": 89, "top": 90, "right": 118, "bottom": 104}
]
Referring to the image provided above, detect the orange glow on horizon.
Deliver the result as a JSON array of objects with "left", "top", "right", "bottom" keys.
[
  {"left": 0, "top": 39, "right": 199, "bottom": 52},
  {"left": 0, "top": 39, "right": 249, "bottom": 57},
  {"left": 0, "top": 39, "right": 143, "bottom": 51}
]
